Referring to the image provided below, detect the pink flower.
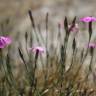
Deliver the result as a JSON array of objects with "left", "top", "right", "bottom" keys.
[
  {"left": 59, "top": 21, "right": 79, "bottom": 33},
  {"left": 80, "top": 16, "right": 96, "bottom": 22},
  {"left": 0, "top": 36, "right": 12, "bottom": 48},
  {"left": 68, "top": 23, "right": 79, "bottom": 33},
  {"left": 29, "top": 46, "right": 45, "bottom": 54},
  {"left": 87, "top": 43, "right": 96, "bottom": 48}
]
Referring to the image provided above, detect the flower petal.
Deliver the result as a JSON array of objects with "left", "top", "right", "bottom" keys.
[{"left": 80, "top": 16, "right": 96, "bottom": 22}]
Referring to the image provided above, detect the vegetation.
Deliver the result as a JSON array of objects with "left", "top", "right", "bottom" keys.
[{"left": 0, "top": 10, "right": 96, "bottom": 96}]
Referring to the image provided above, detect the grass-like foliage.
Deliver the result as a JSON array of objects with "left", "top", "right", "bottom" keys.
[{"left": 0, "top": 11, "right": 96, "bottom": 96}]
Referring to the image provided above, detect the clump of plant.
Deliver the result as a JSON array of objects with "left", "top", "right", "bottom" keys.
[{"left": 0, "top": 10, "right": 96, "bottom": 96}]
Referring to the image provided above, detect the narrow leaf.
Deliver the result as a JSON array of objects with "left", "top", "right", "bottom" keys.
[
  {"left": 69, "top": 16, "right": 76, "bottom": 32},
  {"left": 64, "top": 16, "right": 69, "bottom": 35},
  {"left": 18, "top": 48, "right": 26, "bottom": 64},
  {"left": 28, "top": 10, "right": 35, "bottom": 28},
  {"left": 89, "top": 21, "right": 92, "bottom": 40},
  {"left": 72, "top": 38, "right": 76, "bottom": 51},
  {"left": 25, "top": 32, "right": 28, "bottom": 43}
]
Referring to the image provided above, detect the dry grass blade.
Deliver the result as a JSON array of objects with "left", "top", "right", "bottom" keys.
[
  {"left": 25, "top": 32, "right": 28, "bottom": 43},
  {"left": 46, "top": 12, "right": 49, "bottom": 52},
  {"left": 18, "top": 48, "right": 26, "bottom": 64},
  {"left": 6, "top": 53, "right": 10, "bottom": 65},
  {"left": 80, "top": 48, "right": 84, "bottom": 62},
  {"left": 18, "top": 47, "right": 30, "bottom": 75},
  {"left": 29, "top": 32, "right": 33, "bottom": 47},
  {"left": 46, "top": 12, "right": 49, "bottom": 31},
  {"left": 28, "top": 10, "right": 35, "bottom": 29},
  {"left": 58, "top": 23, "right": 61, "bottom": 39}
]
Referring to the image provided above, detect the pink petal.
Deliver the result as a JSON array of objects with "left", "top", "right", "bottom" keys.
[
  {"left": 29, "top": 46, "right": 45, "bottom": 54},
  {"left": 5, "top": 37, "right": 12, "bottom": 45},
  {"left": 80, "top": 16, "right": 96, "bottom": 22},
  {"left": 68, "top": 24, "right": 79, "bottom": 33},
  {"left": 0, "top": 36, "right": 12, "bottom": 48},
  {"left": 0, "top": 44, "right": 5, "bottom": 48},
  {"left": 87, "top": 43, "right": 96, "bottom": 48}
]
